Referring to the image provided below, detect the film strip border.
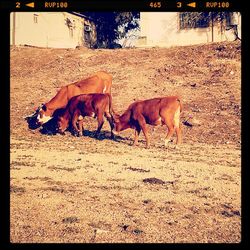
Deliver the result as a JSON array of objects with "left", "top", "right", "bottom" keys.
[{"left": 0, "top": 1, "right": 242, "bottom": 11}]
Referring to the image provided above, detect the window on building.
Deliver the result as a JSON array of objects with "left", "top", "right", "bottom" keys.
[
  {"left": 34, "top": 14, "right": 38, "bottom": 24},
  {"left": 179, "top": 12, "right": 210, "bottom": 29}
]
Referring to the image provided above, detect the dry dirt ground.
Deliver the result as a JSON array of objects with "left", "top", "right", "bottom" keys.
[{"left": 10, "top": 41, "right": 241, "bottom": 243}]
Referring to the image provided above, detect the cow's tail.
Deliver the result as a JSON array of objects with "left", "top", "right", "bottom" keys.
[
  {"left": 106, "top": 93, "right": 118, "bottom": 118},
  {"left": 176, "top": 96, "right": 183, "bottom": 113}
]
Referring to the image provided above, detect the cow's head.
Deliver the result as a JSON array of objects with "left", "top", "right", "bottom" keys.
[
  {"left": 56, "top": 116, "right": 69, "bottom": 135},
  {"left": 36, "top": 104, "right": 53, "bottom": 125},
  {"left": 112, "top": 110, "right": 132, "bottom": 135},
  {"left": 25, "top": 104, "right": 44, "bottom": 129}
]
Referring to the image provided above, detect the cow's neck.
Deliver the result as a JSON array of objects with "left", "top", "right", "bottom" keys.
[
  {"left": 119, "top": 122, "right": 131, "bottom": 131},
  {"left": 43, "top": 104, "right": 54, "bottom": 116},
  {"left": 45, "top": 86, "right": 69, "bottom": 112}
]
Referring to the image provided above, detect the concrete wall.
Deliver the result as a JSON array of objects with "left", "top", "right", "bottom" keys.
[
  {"left": 10, "top": 12, "right": 85, "bottom": 48},
  {"left": 137, "top": 12, "right": 241, "bottom": 47}
]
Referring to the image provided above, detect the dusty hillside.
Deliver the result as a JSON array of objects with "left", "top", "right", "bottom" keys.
[
  {"left": 11, "top": 42, "right": 241, "bottom": 145},
  {"left": 10, "top": 41, "right": 241, "bottom": 243}
]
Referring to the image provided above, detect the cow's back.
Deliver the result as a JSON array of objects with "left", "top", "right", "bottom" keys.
[
  {"left": 68, "top": 71, "right": 112, "bottom": 99},
  {"left": 131, "top": 98, "right": 161, "bottom": 117},
  {"left": 130, "top": 96, "right": 181, "bottom": 124},
  {"left": 67, "top": 93, "right": 109, "bottom": 117},
  {"left": 159, "top": 96, "right": 182, "bottom": 110}
]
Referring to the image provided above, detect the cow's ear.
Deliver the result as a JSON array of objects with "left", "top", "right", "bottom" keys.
[{"left": 42, "top": 105, "right": 47, "bottom": 111}]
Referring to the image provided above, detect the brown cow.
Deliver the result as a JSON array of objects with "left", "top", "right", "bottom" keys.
[
  {"left": 57, "top": 93, "right": 114, "bottom": 139},
  {"left": 36, "top": 71, "right": 112, "bottom": 126},
  {"left": 113, "top": 96, "right": 183, "bottom": 148}
]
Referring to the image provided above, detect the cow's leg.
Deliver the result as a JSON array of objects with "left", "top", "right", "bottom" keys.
[
  {"left": 105, "top": 113, "right": 115, "bottom": 139},
  {"left": 137, "top": 116, "right": 150, "bottom": 148},
  {"left": 133, "top": 125, "right": 141, "bottom": 146},
  {"left": 175, "top": 125, "right": 182, "bottom": 146},
  {"left": 173, "top": 106, "right": 182, "bottom": 146},
  {"left": 163, "top": 116, "right": 175, "bottom": 147},
  {"left": 78, "top": 119, "right": 84, "bottom": 136},
  {"left": 72, "top": 112, "right": 80, "bottom": 136},
  {"left": 95, "top": 112, "right": 104, "bottom": 139}
]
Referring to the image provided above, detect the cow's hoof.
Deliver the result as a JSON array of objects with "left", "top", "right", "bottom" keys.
[
  {"left": 112, "top": 136, "right": 119, "bottom": 142},
  {"left": 94, "top": 134, "right": 100, "bottom": 139}
]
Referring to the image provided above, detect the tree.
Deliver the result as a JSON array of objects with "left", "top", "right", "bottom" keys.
[{"left": 82, "top": 12, "right": 139, "bottom": 48}]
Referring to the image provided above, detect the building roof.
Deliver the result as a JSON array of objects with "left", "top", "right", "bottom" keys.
[{"left": 69, "top": 12, "right": 94, "bottom": 21}]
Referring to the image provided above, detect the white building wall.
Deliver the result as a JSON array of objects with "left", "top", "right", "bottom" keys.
[
  {"left": 137, "top": 12, "right": 241, "bottom": 47},
  {"left": 10, "top": 12, "right": 84, "bottom": 48}
]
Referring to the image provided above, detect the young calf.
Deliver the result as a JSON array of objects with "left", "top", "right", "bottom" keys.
[
  {"left": 113, "top": 96, "right": 182, "bottom": 148},
  {"left": 57, "top": 93, "right": 114, "bottom": 138}
]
